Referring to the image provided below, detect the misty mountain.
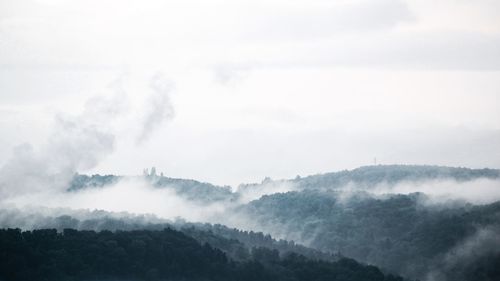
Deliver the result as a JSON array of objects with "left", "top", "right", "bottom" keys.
[
  {"left": 4, "top": 1, "right": 499, "bottom": 281},
  {"left": 3, "top": 164, "right": 499, "bottom": 281},
  {"left": 68, "top": 165, "right": 500, "bottom": 203},
  {"left": 69, "top": 174, "right": 121, "bottom": 191},
  {"left": 0, "top": 208, "right": 339, "bottom": 264},
  {"left": 153, "top": 176, "right": 234, "bottom": 202},
  {"left": 0, "top": 228, "right": 406, "bottom": 281},
  {"left": 238, "top": 165, "right": 500, "bottom": 194},
  {"left": 238, "top": 190, "right": 500, "bottom": 281},
  {"left": 291, "top": 165, "right": 500, "bottom": 190},
  {"left": 69, "top": 172, "right": 235, "bottom": 203}
]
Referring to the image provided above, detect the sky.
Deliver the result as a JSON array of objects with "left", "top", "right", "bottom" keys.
[{"left": 0, "top": 0, "right": 499, "bottom": 186}]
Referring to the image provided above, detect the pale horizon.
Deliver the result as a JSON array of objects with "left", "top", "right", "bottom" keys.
[{"left": 1, "top": 0, "right": 499, "bottom": 186}]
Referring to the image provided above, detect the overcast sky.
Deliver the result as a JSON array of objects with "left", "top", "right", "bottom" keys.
[{"left": 1, "top": 0, "right": 499, "bottom": 186}]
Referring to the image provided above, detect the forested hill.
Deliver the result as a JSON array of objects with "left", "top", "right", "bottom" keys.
[
  {"left": 0, "top": 208, "right": 340, "bottom": 263},
  {"left": 291, "top": 165, "right": 500, "bottom": 190},
  {"left": 69, "top": 165, "right": 500, "bottom": 202},
  {"left": 239, "top": 191, "right": 500, "bottom": 281},
  {"left": 0, "top": 228, "right": 406, "bottom": 281},
  {"left": 56, "top": 165, "right": 500, "bottom": 281},
  {"left": 69, "top": 173, "right": 235, "bottom": 203},
  {"left": 239, "top": 165, "right": 500, "bottom": 192}
]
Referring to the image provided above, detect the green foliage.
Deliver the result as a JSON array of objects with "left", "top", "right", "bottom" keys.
[
  {"left": 154, "top": 176, "right": 234, "bottom": 202},
  {"left": 68, "top": 173, "right": 234, "bottom": 203},
  {"left": 294, "top": 165, "right": 500, "bottom": 190},
  {"left": 0, "top": 228, "right": 406, "bottom": 281},
  {"left": 241, "top": 190, "right": 500, "bottom": 280},
  {"left": 60, "top": 165, "right": 500, "bottom": 281},
  {"left": 69, "top": 165, "right": 500, "bottom": 202},
  {"left": 68, "top": 174, "right": 119, "bottom": 191}
]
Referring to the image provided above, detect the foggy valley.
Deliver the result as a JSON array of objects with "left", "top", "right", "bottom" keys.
[{"left": 1, "top": 0, "right": 500, "bottom": 280}]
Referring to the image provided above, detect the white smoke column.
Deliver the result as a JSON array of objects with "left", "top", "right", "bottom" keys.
[
  {"left": 0, "top": 73, "right": 176, "bottom": 200},
  {"left": 0, "top": 85, "right": 127, "bottom": 198},
  {"left": 136, "top": 73, "right": 175, "bottom": 144}
]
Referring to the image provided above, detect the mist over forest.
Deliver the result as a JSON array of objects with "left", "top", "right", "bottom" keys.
[
  {"left": 1, "top": 164, "right": 499, "bottom": 281},
  {"left": 2, "top": 0, "right": 500, "bottom": 280}
]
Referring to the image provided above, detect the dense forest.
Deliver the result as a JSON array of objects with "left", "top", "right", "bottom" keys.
[
  {"left": 291, "top": 165, "right": 500, "bottom": 190},
  {"left": 69, "top": 172, "right": 235, "bottom": 203},
  {"left": 239, "top": 190, "right": 500, "bottom": 280},
  {"left": 0, "top": 208, "right": 340, "bottom": 263},
  {"left": 69, "top": 165, "right": 500, "bottom": 203},
  {"left": 0, "top": 228, "right": 405, "bottom": 281},
  {"left": 2, "top": 165, "right": 499, "bottom": 281}
]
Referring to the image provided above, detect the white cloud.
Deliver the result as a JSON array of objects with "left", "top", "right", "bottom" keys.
[
  {"left": 136, "top": 73, "right": 175, "bottom": 143},
  {"left": 1, "top": 0, "right": 497, "bottom": 70}
]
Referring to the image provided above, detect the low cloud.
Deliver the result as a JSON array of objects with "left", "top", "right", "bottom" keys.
[
  {"left": 1, "top": 177, "right": 227, "bottom": 224},
  {"left": 444, "top": 226, "right": 500, "bottom": 266},
  {"left": 0, "top": 73, "right": 175, "bottom": 198},
  {"left": 329, "top": 178, "right": 500, "bottom": 206},
  {"left": 237, "top": 179, "right": 298, "bottom": 204},
  {"left": 370, "top": 178, "right": 500, "bottom": 205},
  {"left": 426, "top": 226, "right": 500, "bottom": 281},
  {"left": 136, "top": 73, "right": 175, "bottom": 144},
  {"left": 0, "top": 87, "right": 125, "bottom": 197}
]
